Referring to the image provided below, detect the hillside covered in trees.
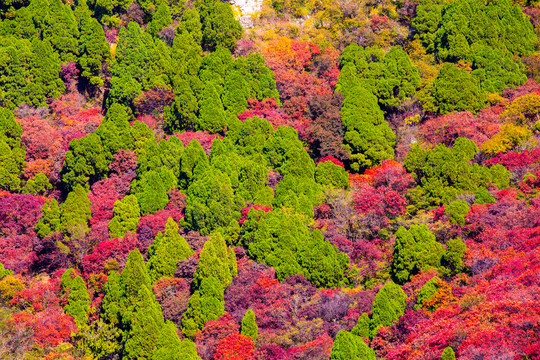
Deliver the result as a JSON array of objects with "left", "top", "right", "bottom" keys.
[{"left": 1, "top": 0, "right": 540, "bottom": 358}]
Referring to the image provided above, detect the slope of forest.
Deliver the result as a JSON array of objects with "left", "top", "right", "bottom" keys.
[{"left": 0, "top": 0, "right": 540, "bottom": 358}]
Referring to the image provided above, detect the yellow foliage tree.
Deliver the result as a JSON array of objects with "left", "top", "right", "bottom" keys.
[{"left": 481, "top": 123, "right": 531, "bottom": 155}]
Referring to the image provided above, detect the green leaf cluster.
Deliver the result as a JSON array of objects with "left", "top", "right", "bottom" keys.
[
  {"left": 391, "top": 224, "right": 445, "bottom": 284},
  {"left": 241, "top": 210, "right": 349, "bottom": 287},
  {"left": 0, "top": 109, "right": 25, "bottom": 191},
  {"left": 147, "top": 218, "right": 193, "bottom": 281},
  {"left": 404, "top": 137, "right": 510, "bottom": 207}
]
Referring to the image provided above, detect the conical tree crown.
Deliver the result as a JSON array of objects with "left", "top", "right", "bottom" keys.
[
  {"left": 123, "top": 284, "right": 164, "bottom": 360},
  {"left": 194, "top": 232, "right": 232, "bottom": 288},
  {"left": 120, "top": 249, "right": 152, "bottom": 311},
  {"left": 147, "top": 217, "right": 193, "bottom": 281},
  {"left": 241, "top": 309, "right": 258, "bottom": 341}
]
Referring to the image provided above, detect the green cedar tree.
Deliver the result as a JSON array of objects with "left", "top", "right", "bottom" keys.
[
  {"left": 101, "top": 271, "right": 122, "bottom": 327},
  {"left": 60, "top": 184, "right": 92, "bottom": 234},
  {"left": 391, "top": 224, "right": 445, "bottom": 284},
  {"left": 136, "top": 171, "right": 170, "bottom": 215},
  {"left": 431, "top": 63, "right": 486, "bottom": 114},
  {"left": 123, "top": 285, "right": 164, "bottom": 360},
  {"left": 370, "top": 281, "right": 407, "bottom": 337},
  {"left": 441, "top": 237, "right": 468, "bottom": 276},
  {"left": 445, "top": 200, "right": 470, "bottom": 226},
  {"left": 441, "top": 347, "right": 456, "bottom": 360},
  {"left": 179, "top": 139, "right": 209, "bottom": 190},
  {"left": 197, "top": 81, "right": 228, "bottom": 133},
  {"left": 95, "top": 103, "right": 133, "bottom": 155},
  {"left": 414, "top": 276, "right": 440, "bottom": 310},
  {"left": 78, "top": 8, "right": 109, "bottom": 88},
  {"left": 222, "top": 70, "right": 248, "bottom": 114},
  {"left": 147, "top": 2, "right": 172, "bottom": 37},
  {"left": 185, "top": 167, "right": 242, "bottom": 235},
  {"left": 315, "top": 161, "right": 349, "bottom": 189},
  {"left": 181, "top": 291, "right": 202, "bottom": 338},
  {"left": 0, "top": 262, "right": 13, "bottom": 280},
  {"left": 164, "top": 78, "right": 199, "bottom": 133},
  {"left": 177, "top": 8, "right": 203, "bottom": 46},
  {"left": 474, "top": 187, "right": 495, "bottom": 205},
  {"left": 109, "top": 195, "right": 141, "bottom": 239},
  {"left": 152, "top": 321, "right": 183, "bottom": 360},
  {"left": 29, "top": 38, "right": 65, "bottom": 103},
  {"left": 23, "top": 173, "right": 52, "bottom": 195},
  {"left": 193, "top": 232, "right": 233, "bottom": 288},
  {"left": 119, "top": 249, "right": 152, "bottom": 311},
  {"left": 61, "top": 133, "right": 111, "bottom": 192},
  {"left": 196, "top": 0, "right": 243, "bottom": 52},
  {"left": 329, "top": 330, "right": 376, "bottom": 360},
  {"left": 62, "top": 270, "right": 91, "bottom": 324},
  {"left": 35, "top": 199, "right": 61, "bottom": 238},
  {"left": 351, "top": 313, "right": 370, "bottom": 339},
  {"left": 241, "top": 309, "right": 258, "bottom": 341},
  {"left": 147, "top": 217, "right": 193, "bottom": 281}
]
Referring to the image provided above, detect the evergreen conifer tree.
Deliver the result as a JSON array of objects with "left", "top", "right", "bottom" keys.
[
  {"left": 136, "top": 171, "right": 169, "bottom": 215},
  {"left": 351, "top": 313, "right": 370, "bottom": 338},
  {"left": 78, "top": 7, "right": 109, "bottom": 88},
  {"left": 147, "top": 2, "right": 172, "bottom": 37},
  {"left": 34, "top": 0, "right": 79, "bottom": 61},
  {"left": 182, "top": 291, "right": 202, "bottom": 338},
  {"left": 61, "top": 184, "right": 92, "bottom": 235},
  {"left": 199, "top": 276, "right": 225, "bottom": 324},
  {"left": 109, "top": 195, "right": 141, "bottom": 239},
  {"left": 62, "top": 270, "right": 90, "bottom": 324},
  {"left": 197, "top": 82, "right": 228, "bottom": 133},
  {"left": 335, "top": 62, "right": 359, "bottom": 97},
  {"left": 152, "top": 321, "right": 183, "bottom": 360},
  {"left": 177, "top": 8, "right": 203, "bottom": 45},
  {"left": 179, "top": 139, "right": 209, "bottom": 190},
  {"left": 441, "top": 347, "right": 456, "bottom": 360},
  {"left": 193, "top": 232, "right": 233, "bottom": 288},
  {"left": 120, "top": 249, "right": 152, "bottom": 311},
  {"left": 186, "top": 167, "right": 242, "bottom": 235},
  {"left": 0, "top": 262, "right": 13, "bottom": 280},
  {"left": 0, "top": 138, "right": 25, "bottom": 192},
  {"left": 431, "top": 63, "right": 486, "bottom": 114},
  {"left": 29, "top": 38, "right": 65, "bottom": 104},
  {"left": 370, "top": 281, "right": 407, "bottom": 337},
  {"left": 147, "top": 218, "right": 193, "bottom": 281},
  {"left": 0, "top": 108, "right": 22, "bottom": 147},
  {"left": 441, "top": 237, "right": 467, "bottom": 276},
  {"left": 108, "top": 21, "right": 149, "bottom": 107},
  {"left": 101, "top": 271, "right": 122, "bottom": 327},
  {"left": 241, "top": 309, "right": 258, "bottom": 341},
  {"left": 222, "top": 70, "right": 248, "bottom": 114},
  {"left": 415, "top": 276, "right": 440, "bottom": 311},
  {"left": 445, "top": 200, "right": 470, "bottom": 226},
  {"left": 95, "top": 103, "right": 133, "bottom": 155},
  {"left": 330, "top": 330, "right": 376, "bottom": 360},
  {"left": 164, "top": 79, "right": 199, "bottom": 133},
  {"left": 123, "top": 285, "right": 164, "bottom": 360},
  {"left": 61, "top": 133, "right": 111, "bottom": 191},
  {"left": 228, "top": 247, "right": 237, "bottom": 277},
  {"left": 391, "top": 224, "right": 445, "bottom": 284},
  {"left": 196, "top": 0, "right": 243, "bottom": 51}
]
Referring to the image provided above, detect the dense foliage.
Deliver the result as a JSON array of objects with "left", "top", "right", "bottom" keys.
[{"left": 1, "top": 0, "right": 540, "bottom": 358}]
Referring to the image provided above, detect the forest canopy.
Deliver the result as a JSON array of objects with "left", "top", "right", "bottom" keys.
[{"left": 0, "top": 0, "right": 540, "bottom": 358}]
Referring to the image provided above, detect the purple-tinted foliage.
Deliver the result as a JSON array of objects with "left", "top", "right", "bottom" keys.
[
  {"left": 256, "top": 344, "right": 287, "bottom": 360},
  {"left": 0, "top": 194, "right": 44, "bottom": 273},
  {"left": 32, "top": 232, "right": 69, "bottom": 273},
  {"left": 175, "top": 256, "right": 199, "bottom": 286},
  {"left": 60, "top": 62, "right": 80, "bottom": 90}
]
